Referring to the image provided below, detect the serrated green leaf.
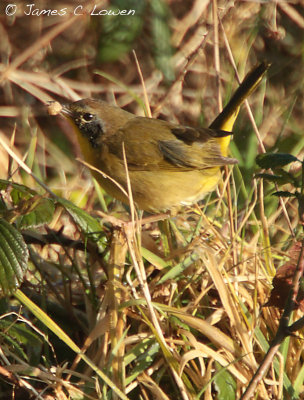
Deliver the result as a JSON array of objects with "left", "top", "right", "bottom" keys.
[
  {"left": 256, "top": 153, "right": 299, "bottom": 169},
  {"left": 0, "top": 219, "right": 28, "bottom": 295},
  {"left": 57, "top": 198, "right": 106, "bottom": 252}
]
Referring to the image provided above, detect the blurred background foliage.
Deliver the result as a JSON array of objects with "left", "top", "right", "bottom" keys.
[
  {"left": 1, "top": 1, "right": 304, "bottom": 185},
  {"left": 1, "top": 0, "right": 304, "bottom": 399}
]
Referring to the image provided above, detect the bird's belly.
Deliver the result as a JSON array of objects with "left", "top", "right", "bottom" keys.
[
  {"left": 130, "top": 168, "right": 222, "bottom": 212},
  {"left": 95, "top": 169, "right": 221, "bottom": 213}
]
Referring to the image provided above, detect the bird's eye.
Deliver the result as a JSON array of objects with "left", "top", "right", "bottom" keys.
[{"left": 82, "top": 113, "right": 94, "bottom": 122}]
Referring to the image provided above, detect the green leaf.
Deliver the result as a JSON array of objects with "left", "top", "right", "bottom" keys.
[
  {"left": 214, "top": 362, "right": 237, "bottom": 400},
  {"left": 0, "top": 179, "right": 36, "bottom": 204},
  {"left": 14, "top": 289, "right": 129, "bottom": 400},
  {"left": 256, "top": 153, "right": 299, "bottom": 169},
  {"left": 0, "top": 319, "right": 42, "bottom": 347},
  {"left": 254, "top": 173, "right": 293, "bottom": 185},
  {"left": 272, "top": 191, "right": 298, "bottom": 198},
  {"left": 0, "top": 219, "right": 28, "bottom": 295},
  {"left": 0, "top": 180, "right": 55, "bottom": 228},
  {"left": 141, "top": 247, "right": 168, "bottom": 270},
  {"left": 0, "top": 330, "right": 28, "bottom": 360},
  {"left": 158, "top": 252, "right": 199, "bottom": 285},
  {"left": 17, "top": 197, "right": 55, "bottom": 229},
  {"left": 0, "top": 196, "right": 6, "bottom": 212},
  {"left": 57, "top": 198, "right": 106, "bottom": 252},
  {"left": 125, "top": 339, "right": 159, "bottom": 385},
  {"left": 293, "top": 360, "right": 304, "bottom": 397},
  {"left": 0, "top": 320, "right": 42, "bottom": 363}
]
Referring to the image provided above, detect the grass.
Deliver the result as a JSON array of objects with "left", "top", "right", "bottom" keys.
[{"left": 0, "top": 1, "right": 304, "bottom": 399}]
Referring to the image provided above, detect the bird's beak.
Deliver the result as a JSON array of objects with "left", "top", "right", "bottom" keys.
[{"left": 60, "top": 105, "right": 73, "bottom": 118}]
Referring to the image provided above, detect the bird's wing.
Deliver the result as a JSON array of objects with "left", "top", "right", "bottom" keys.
[{"left": 107, "top": 117, "right": 237, "bottom": 171}]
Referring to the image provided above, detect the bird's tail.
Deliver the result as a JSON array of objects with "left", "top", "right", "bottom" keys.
[{"left": 209, "top": 61, "right": 270, "bottom": 132}]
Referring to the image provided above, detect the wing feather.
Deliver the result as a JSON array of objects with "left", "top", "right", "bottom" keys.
[{"left": 106, "top": 117, "right": 237, "bottom": 171}]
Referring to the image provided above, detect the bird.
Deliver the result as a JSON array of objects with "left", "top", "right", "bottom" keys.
[{"left": 49, "top": 62, "right": 269, "bottom": 213}]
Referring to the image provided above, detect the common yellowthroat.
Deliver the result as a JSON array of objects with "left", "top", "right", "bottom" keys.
[{"left": 49, "top": 62, "right": 269, "bottom": 212}]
